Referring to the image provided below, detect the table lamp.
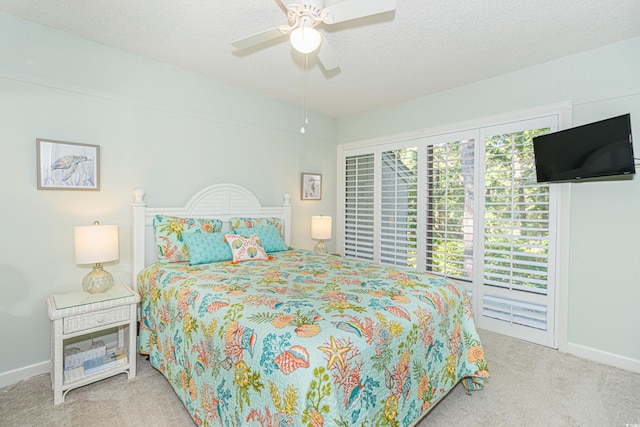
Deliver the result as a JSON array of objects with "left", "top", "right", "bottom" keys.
[
  {"left": 74, "top": 221, "right": 119, "bottom": 293},
  {"left": 311, "top": 215, "right": 332, "bottom": 254}
]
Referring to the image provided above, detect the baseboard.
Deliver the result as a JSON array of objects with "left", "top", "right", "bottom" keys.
[
  {"left": 0, "top": 360, "right": 50, "bottom": 389},
  {"left": 565, "top": 342, "right": 640, "bottom": 374}
]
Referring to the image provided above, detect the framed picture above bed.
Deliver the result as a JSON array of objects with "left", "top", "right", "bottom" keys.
[
  {"left": 36, "top": 139, "right": 100, "bottom": 191},
  {"left": 301, "top": 173, "right": 321, "bottom": 200}
]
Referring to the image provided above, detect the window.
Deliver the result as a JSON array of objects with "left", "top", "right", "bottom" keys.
[
  {"left": 482, "top": 128, "right": 551, "bottom": 330},
  {"left": 426, "top": 138, "right": 475, "bottom": 282},
  {"left": 381, "top": 148, "right": 418, "bottom": 268},
  {"left": 339, "top": 112, "right": 566, "bottom": 347},
  {"left": 344, "top": 152, "right": 375, "bottom": 261}
]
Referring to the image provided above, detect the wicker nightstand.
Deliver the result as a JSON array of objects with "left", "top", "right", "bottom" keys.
[{"left": 47, "top": 284, "right": 139, "bottom": 405}]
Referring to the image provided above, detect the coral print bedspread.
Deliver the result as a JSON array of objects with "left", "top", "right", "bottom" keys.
[{"left": 138, "top": 249, "right": 489, "bottom": 426}]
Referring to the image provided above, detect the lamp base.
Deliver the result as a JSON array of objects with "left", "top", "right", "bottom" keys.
[
  {"left": 314, "top": 240, "right": 328, "bottom": 255},
  {"left": 82, "top": 264, "right": 114, "bottom": 294}
]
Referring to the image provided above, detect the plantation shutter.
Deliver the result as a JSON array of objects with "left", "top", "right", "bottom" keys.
[
  {"left": 479, "top": 122, "right": 557, "bottom": 346},
  {"left": 339, "top": 109, "right": 564, "bottom": 348},
  {"left": 344, "top": 153, "right": 375, "bottom": 261},
  {"left": 380, "top": 148, "right": 418, "bottom": 268},
  {"left": 425, "top": 138, "right": 475, "bottom": 285}
]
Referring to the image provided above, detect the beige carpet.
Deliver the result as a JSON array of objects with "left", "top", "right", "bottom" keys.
[{"left": 1, "top": 330, "right": 639, "bottom": 427}]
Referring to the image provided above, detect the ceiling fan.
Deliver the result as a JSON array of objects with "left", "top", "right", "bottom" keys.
[{"left": 231, "top": 0, "right": 397, "bottom": 71}]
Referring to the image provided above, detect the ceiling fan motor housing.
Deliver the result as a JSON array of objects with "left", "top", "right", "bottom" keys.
[{"left": 287, "top": 0, "right": 325, "bottom": 28}]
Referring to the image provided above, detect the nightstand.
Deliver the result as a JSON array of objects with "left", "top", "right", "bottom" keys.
[{"left": 47, "top": 284, "right": 140, "bottom": 405}]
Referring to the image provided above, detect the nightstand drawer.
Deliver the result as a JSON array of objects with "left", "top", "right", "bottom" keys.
[{"left": 63, "top": 306, "right": 130, "bottom": 334}]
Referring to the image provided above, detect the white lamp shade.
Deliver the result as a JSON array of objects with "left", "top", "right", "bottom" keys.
[
  {"left": 311, "top": 216, "right": 332, "bottom": 240},
  {"left": 74, "top": 224, "right": 119, "bottom": 265},
  {"left": 290, "top": 27, "right": 322, "bottom": 54}
]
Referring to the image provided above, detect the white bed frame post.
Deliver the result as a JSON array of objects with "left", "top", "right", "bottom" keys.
[
  {"left": 131, "top": 185, "right": 292, "bottom": 293},
  {"left": 282, "top": 192, "right": 292, "bottom": 245},
  {"left": 131, "top": 187, "right": 147, "bottom": 291}
]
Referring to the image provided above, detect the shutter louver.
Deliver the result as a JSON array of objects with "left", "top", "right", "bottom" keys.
[
  {"left": 482, "top": 293, "right": 547, "bottom": 330},
  {"left": 344, "top": 153, "right": 375, "bottom": 261},
  {"left": 380, "top": 149, "right": 418, "bottom": 268}
]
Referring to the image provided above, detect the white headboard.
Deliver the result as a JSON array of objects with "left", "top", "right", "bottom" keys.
[{"left": 131, "top": 183, "right": 291, "bottom": 290}]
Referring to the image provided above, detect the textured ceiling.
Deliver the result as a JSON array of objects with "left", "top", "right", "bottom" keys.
[{"left": 1, "top": 0, "right": 640, "bottom": 117}]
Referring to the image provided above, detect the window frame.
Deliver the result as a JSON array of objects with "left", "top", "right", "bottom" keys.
[{"left": 337, "top": 102, "right": 572, "bottom": 349}]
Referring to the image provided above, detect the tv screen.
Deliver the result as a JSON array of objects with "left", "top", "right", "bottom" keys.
[{"left": 532, "top": 114, "right": 635, "bottom": 183}]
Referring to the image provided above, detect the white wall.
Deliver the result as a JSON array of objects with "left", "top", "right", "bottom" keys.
[
  {"left": 0, "top": 13, "right": 337, "bottom": 382},
  {"left": 338, "top": 37, "right": 640, "bottom": 372}
]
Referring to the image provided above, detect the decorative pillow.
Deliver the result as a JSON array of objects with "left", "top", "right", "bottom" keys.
[
  {"left": 233, "top": 225, "right": 288, "bottom": 253},
  {"left": 153, "top": 215, "right": 223, "bottom": 263},
  {"left": 224, "top": 233, "right": 271, "bottom": 264},
  {"left": 183, "top": 232, "right": 233, "bottom": 265},
  {"left": 229, "top": 217, "right": 283, "bottom": 235}
]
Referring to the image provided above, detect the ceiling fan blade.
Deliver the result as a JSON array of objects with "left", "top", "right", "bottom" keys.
[
  {"left": 317, "top": 35, "right": 340, "bottom": 71},
  {"left": 231, "top": 27, "right": 288, "bottom": 50},
  {"left": 322, "top": 0, "right": 396, "bottom": 25}
]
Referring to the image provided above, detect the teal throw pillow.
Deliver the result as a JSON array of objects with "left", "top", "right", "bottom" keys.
[
  {"left": 182, "top": 232, "right": 233, "bottom": 265},
  {"left": 234, "top": 225, "right": 288, "bottom": 252}
]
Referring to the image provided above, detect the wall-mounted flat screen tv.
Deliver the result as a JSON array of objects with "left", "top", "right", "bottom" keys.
[{"left": 533, "top": 114, "right": 635, "bottom": 183}]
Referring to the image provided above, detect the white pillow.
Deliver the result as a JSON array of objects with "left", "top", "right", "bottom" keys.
[{"left": 224, "top": 233, "right": 270, "bottom": 263}]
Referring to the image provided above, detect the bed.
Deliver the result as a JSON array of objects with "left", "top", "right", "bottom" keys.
[{"left": 132, "top": 184, "right": 489, "bottom": 426}]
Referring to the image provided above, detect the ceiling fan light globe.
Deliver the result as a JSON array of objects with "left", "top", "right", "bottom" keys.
[{"left": 290, "top": 27, "right": 321, "bottom": 54}]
